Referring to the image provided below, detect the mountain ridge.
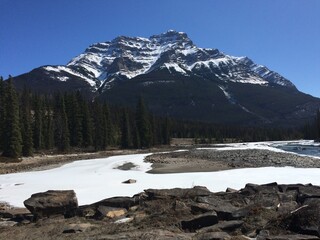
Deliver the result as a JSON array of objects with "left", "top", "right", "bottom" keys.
[{"left": 10, "top": 30, "right": 320, "bottom": 126}]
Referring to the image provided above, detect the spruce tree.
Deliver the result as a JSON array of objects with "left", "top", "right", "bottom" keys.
[
  {"left": 120, "top": 109, "right": 132, "bottom": 148},
  {"left": 43, "top": 99, "right": 54, "bottom": 150},
  {"left": 66, "top": 92, "right": 83, "bottom": 147},
  {"left": 132, "top": 124, "right": 141, "bottom": 149},
  {"left": 53, "top": 94, "right": 70, "bottom": 152},
  {"left": 0, "top": 76, "right": 4, "bottom": 151},
  {"left": 82, "top": 101, "right": 93, "bottom": 148},
  {"left": 33, "top": 95, "right": 44, "bottom": 150},
  {"left": 135, "top": 97, "right": 152, "bottom": 148},
  {"left": 92, "top": 101, "right": 105, "bottom": 151},
  {"left": 317, "top": 109, "right": 320, "bottom": 140},
  {"left": 103, "top": 103, "right": 114, "bottom": 147},
  {"left": 162, "top": 116, "right": 171, "bottom": 145},
  {"left": 2, "top": 77, "right": 22, "bottom": 158},
  {"left": 20, "top": 88, "right": 33, "bottom": 156}
]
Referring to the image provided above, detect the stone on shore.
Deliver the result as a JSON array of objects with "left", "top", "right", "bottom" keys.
[{"left": 23, "top": 190, "right": 78, "bottom": 218}]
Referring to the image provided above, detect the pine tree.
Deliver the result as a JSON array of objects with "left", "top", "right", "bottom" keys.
[
  {"left": 66, "top": 92, "right": 83, "bottom": 147},
  {"left": 317, "top": 109, "right": 320, "bottom": 140},
  {"left": 132, "top": 124, "right": 141, "bottom": 149},
  {"left": 103, "top": 103, "right": 113, "bottom": 147},
  {"left": 20, "top": 88, "right": 33, "bottom": 156},
  {"left": 33, "top": 95, "right": 44, "bottom": 150},
  {"left": 53, "top": 94, "right": 70, "bottom": 152},
  {"left": 162, "top": 116, "right": 171, "bottom": 145},
  {"left": 0, "top": 76, "right": 5, "bottom": 151},
  {"left": 82, "top": 101, "right": 93, "bottom": 148},
  {"left": 92, "top": 101, "right": 105, "bottom": 151},
  {"left": 135, "top": 97, "right": 152, "bottom": 148},
  {"left": 2, "top": 77, "right": 22, "bottom": 158},
  {"left": 120, "top": 108, "right": 132, "bottom": 148},
  {"left": 43, "top": 99, "right": 54, "bottom": 150}
]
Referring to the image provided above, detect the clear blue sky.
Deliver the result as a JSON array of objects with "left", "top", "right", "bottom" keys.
[{"left": 1, "top": 0, "right": 319, "bottom": 97}]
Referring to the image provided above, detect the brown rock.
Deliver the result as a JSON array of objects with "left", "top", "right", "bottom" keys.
[
  {"left": 97, "top": 206, "right": 127, "bottom": 219},
  {"left": 145, "top": 186, "right": 211, "bottom": 200},
  {"left": 23, "top": 190, "right": 78, "bottom": 219},
  {"left": 193, "top": 231, "right": 231, "bottom": 240},
  {"left": 122, "top": 179, "right": 137, "bottom": 184}
]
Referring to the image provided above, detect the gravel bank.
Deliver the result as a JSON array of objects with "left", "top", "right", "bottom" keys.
[{"left": 146, "top": 148, "right": 320, "bottom": 173}]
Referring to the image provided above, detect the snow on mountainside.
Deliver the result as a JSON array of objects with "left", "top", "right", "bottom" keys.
[{"left": 40, "top": 30, "right": 296, "bottom": 91}]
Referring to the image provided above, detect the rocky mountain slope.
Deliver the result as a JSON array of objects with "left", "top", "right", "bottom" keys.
[{"left": 11, "top": 30, "right": 320, "bottom": 125}]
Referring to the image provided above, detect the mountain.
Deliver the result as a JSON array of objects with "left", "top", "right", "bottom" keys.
[{"left": 11, "top": 30, "right": 320, "bottom": 126}]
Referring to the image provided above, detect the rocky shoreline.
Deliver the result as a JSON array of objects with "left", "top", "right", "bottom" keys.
[{"left": 1, "top": 183, "right": 320, "bottom": 239}]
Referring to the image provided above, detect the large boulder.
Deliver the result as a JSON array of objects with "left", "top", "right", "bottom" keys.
[
  {"left": 288, "top": 198, "right": 320, "bottom": 237},
  {"left": 24, "top": 190, "right": 78, "bottom": 218},
  {"left": 196, "top": 196, "right": 239, "bottom": 220}
]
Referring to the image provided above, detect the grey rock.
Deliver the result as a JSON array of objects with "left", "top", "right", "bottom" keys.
[
  {"left": 0, "top": 220, "right": 17, "bottom": 227},
  {"left": 196, "top": 196, "right": 239, "bottom": 220},
  {"left": 145, "top": 186, "right": 211, "bottom": 200},
  {"left": 199, "top": 220, "right": 244, "bottom": 233},
  {"left": 193, "top": 231, "right": 231, "bottom": 240},
  {"left": 266, "top": 234, "right": 320, "bottom": 240},
  {"left": 289, "top": 198, "right": 320, "bottom": 237},
  {"left": 181, "top": 211, "right": 218, "bottom": 231},
  {"left": 93, "top": 196, "right": 139, "bottom": 209},
  {"left": 122, "top": 179, "right": 137, "bottom": 184},
  {"left": 191, "top": 203, "right": 216, "bottom": 214}
]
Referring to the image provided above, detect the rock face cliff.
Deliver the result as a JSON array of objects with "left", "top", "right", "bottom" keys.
[
  {"left": 1, "top": 183, "right": 320, "bottom": 239},
  {"left": 11, "top": 30, "right": 320, "bottom": 125}
]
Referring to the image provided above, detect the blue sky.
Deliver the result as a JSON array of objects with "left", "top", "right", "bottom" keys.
[{"left": 1, "top": 0, "right": 319, "bottom": 97}]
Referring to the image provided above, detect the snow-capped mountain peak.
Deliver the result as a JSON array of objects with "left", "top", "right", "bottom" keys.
[
  {"left": 12, "top": 30, "right": 320, "bottom": 126},
  {"left": 40, "top": 30, "right": 296, "bottom": 91}
]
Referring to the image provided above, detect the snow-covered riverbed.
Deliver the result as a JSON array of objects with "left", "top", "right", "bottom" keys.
[{"left": 1, "top": 140, "right": 320, "bottom": 207}]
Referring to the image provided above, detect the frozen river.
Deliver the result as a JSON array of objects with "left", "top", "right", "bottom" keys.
[{"left": 1, "top": 140, "right": 320, "bottom": 207}]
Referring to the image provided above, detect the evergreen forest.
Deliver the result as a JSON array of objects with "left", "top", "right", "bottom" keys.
[{"left": 0, "top": 77, "right": 319, "bottom": 159}]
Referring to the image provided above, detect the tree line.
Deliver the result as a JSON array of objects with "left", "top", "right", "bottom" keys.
[
  {"left": 0, "top": 77, "right": 171, "bottom": 158},
  {"left": 0, "top": 77, "right": 314, "bottom": 159},
  {"left": 303, "top": 109, "right": 320, "bottom": 141}
]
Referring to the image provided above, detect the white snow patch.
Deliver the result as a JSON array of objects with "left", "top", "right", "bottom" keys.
[
  {"left": 218, "top": 85, "right": 234, "bottom": 103},
  {"left": 179, "top": 48, "right": 198, "bottom": 56},
  {"left": 57, "top": 76, "right": 69, "bottom": 82},
  {"left": 163, "top": 63, "right": 187, "bottom": 75},
  {"left": 141, "top": 80, "right": 175, "bottom": 86},
  {"left": 43, "top": 66, "right": 61, "bottom": 73}
]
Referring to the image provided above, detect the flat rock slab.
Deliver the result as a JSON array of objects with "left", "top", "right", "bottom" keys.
[
  {"left": 193, "top": 231, "right": 231, "bottom": 240},
  {"left": 145, "top": 186, "right": 211, "bottom": 200},
  {"left": 265, "top": 234, "right": 320, "bottom": 240},
  {"left": 181, "top": 211, "right": 218, "bottom": 231}
]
